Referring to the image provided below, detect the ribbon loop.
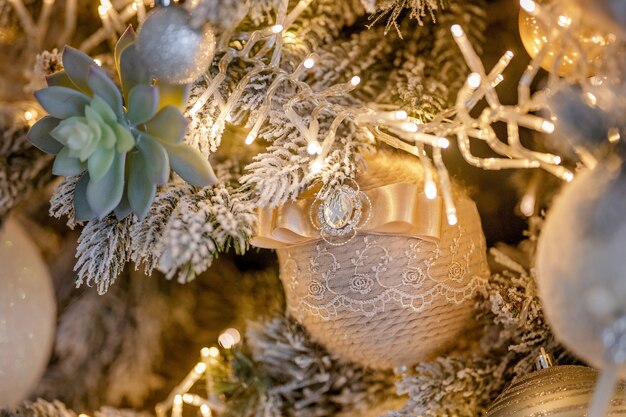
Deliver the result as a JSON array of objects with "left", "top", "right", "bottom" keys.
[{"left": 251, "top": 183, "right": 444, "bottom": 249}]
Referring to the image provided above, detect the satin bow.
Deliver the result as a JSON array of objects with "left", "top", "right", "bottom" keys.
[{"left": 251, "top": 182, "right": 444, "bottom": 249}]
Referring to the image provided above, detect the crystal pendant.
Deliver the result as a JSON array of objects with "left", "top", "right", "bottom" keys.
[
  {"left": 310, "top": 182, "right": 371, "bottom": 246},
  {"left": 323, "top": 190, "right": 354, "bottom": 229}
]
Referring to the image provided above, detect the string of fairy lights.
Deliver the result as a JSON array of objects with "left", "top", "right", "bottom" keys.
[{"left": 7, "top": 0, "right": 593, "bottom": 227}]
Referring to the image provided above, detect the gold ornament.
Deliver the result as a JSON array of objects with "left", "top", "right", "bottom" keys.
[
  {"left": 487, "top": 365, "right": 626, "bottom": 417},
  {"left": 518, "top": 0, "right": 617, "bottom": 76}
]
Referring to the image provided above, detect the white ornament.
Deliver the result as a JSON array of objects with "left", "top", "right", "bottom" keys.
[
  {"left": 0, "top": 218, "right": 56, "bottom": 406},
  {"left": 281, "top": 190, "right": 489, "bottom": 369},
  {"left": 537, "top": 163, "right": 626, "bottom": 378},
  {"left": 137, "top": 6, "right": 216, "bottom": 84}
]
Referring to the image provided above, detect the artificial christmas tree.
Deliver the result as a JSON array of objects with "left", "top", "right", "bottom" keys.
[{"left": 0, "top": 0, "right": 625, "bottom": 416}]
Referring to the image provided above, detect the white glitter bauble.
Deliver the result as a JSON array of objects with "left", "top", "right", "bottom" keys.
[
  {"left": 137, "top": 6, "right": 216, "bottom": 84},
  {"left": 0, "top": 218, "right": 56, "bottom": 406},
  {"left": 537, "top": 163, "right": 626, "bottom": 377}
]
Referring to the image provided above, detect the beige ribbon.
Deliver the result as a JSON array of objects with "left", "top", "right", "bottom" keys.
[{"left": 251, "top": 182, "right": 444, "bottom": 249}]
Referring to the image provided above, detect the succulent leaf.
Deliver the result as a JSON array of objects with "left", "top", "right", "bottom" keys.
[
  {"left": 89, "top": 95, "right": 118, "bottom": 125},
  {"left": 119, "top": 44, "right": 151, "bottom": 101},
  {"left": 161, "top": 141, "right": 217, "bottom": 186},
  {"left": 136, "top": 133, "right": 169, "bottom": 184},
  {"left": 115, "top": 26, "right": 136, "bottom": 76},
  {"left": 46, "top": 71, "right": 75, "bottom": 89},
  {"left": 128, "top": 151, "right": 157, "bottom": 220},
  {"left": 86, "top": 151, "right": 126, "bottom": 219},
  {"left": 34, "top": 86, "right": 91, "bottom": 119},
  {"left": 62, "top": 46, "right": 98, "bottom": 95},
  {"left": 156, "top": 82, "right": 190, "bottom": 112},
  {"left": 87, "top": 147, "right": 115, "bottom": 182},
  {"left": 127, "top": 85, "right": 159, "bottom": 126},
  {"left": 113, "top": 124, "right": 135, "bottom": 152},
  {"left": 74, "top": 173, "right": 96, "bottom": 221},
  {"left": 114, "top": 190, "right": 133, "bottom": 220},
  {"left": 52, "top": 148, "right": 86, "bottom": 176},
  {"left": 144, "top": 105, "right": 188, "bottom": 143},
  {"left": 87, "top": 67, "right": 124, "bottom": 118},
  {"left": 28, "top": 116, "right": 63, "bottom": 154}
]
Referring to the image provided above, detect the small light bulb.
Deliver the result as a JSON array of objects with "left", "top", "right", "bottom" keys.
[
  {"left": 437, "top": 137, "right": 450, "bottom": 148},
  {"left": 467, "top": 73, "right": 481, "bottom": 89},
  {"left": 79, "top": 414, "right": 90, "bottom": 417},
  {"left": 194, "top": 362, "right": 207, "bottom": 374},
  {"left": 174, "top": 395, "right": 183, "bottom": 406},
  {"left": 557, "top": 14, "right": 571, "bottom": 28},
  {"left": 245, "top": 132, "right": 257, "bottom": 145},
  {"left": 225, "top": 114, "right": 232, "bottom": 122},
  {"left": 98, "top": 5, "right": 107, "bottom": 16},
  {"left": 394, "top": 110, "right": 408, "bottom": 120},
  {"left": 307, "top": 141, "right": 322, "bottom": 155},
  {"left": 224, "top": 328, "right": 241, "bottom": 344},
  {"left": 451, "top": 24, "right": 464, "bottom": 37},
  {"left": 564, "top": 171, "right": 574, "bottom": 182},
  {"left": 201, "top": 347, "right": 210, "bottom": 358},
  {"left": 520, "top": 0, "right": 536, "bottom": 13},
  {"left": 311, "top": 159, "right": 323, "bottom": 173},
  {"left": 24, "top": 110, "right": 34, "bottom": 121},
  {"left": 94, "top": 58, "right": 102, "bottom": 66},
  {"left": 447, "top": 212, "right": 458, "bottom": 226},
  {"left": 200, "top": 404, "right": 212, "bottom": 417},
  {"left": 553, "top": 155, "right": 561, "bottom": 165},
  {"left": 505, "top": 50, "right": 514, "bottom": 59},
  {"left": 350, "top": 76, "right": 361, "bottom": 86},
  {"left": 424, "top": 182, "right": 438, "bottom": 200},
  {"left": 303, "top": 58, "right": 315, "bottom": 69},
  {"left": 218, "top": 332, "right": 235, "bottom": 349},
  {"left": 520, "top": 193, "right": 536, "bottom": 217},
  {"left": 401, "top": 122, "right": 418, "bottom": 133},
  {"left": 182, "top": 394, "right": 194, "bottom": 404},
  {"left": 271, "top": 24, "right": 284, "bottom": 34},
  {"left": 541, "top": 120, "right": 555, "bottom": 134},
  {"left": 208, "top": 346, "right": 220, "bottom": 358}
]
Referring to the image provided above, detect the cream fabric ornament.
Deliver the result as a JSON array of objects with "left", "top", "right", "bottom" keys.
[
  {"left": 487, "top": 365, "right": 626, "bottom": 417},
  {"left": 258, "top": 154, "right": 490, "bottom": 369},
  {"left": 0, "top": 218, "right": 56, "bottom": 406},
  {"left": 537, "top": 163, "right": 626, "bottom": 376}
]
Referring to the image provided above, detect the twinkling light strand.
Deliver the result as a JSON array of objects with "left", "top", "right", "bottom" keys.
[{"left": 156, "top": 329, "right": 241, "bottom": 417}]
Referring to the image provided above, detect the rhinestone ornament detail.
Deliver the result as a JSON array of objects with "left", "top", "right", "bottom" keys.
[{"left": 310, "top": 182, "right": 371, "bottom": 246}]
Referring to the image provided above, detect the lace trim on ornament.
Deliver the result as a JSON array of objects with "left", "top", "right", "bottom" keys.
[{"left": 281, "top": 226, "right": 488, "bottom": 320}]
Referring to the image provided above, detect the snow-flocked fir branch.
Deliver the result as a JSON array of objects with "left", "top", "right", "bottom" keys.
[{"left": 386, "top": 236, "right": 567, "bottom": 417}]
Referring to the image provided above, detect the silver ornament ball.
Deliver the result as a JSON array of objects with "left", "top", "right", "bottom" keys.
[
  {"left": 537, "top": 163, "right": 626, "bottom": 378},
  {"left": 137, "top": 6, "right": 216, "bottom": 84}
]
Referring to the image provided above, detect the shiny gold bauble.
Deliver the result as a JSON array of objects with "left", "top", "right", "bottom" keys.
[
  {"left": 487, "top": 365, "right": 626, "bottom": 417},
  {"left": 518, "top": 1, "right": 617, "bottom": 76}
]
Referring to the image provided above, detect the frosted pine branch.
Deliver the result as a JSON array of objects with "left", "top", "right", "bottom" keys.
[
  {"left": 75, "top": 216, "right": 133, "bottom": 294},
  {"left": 130, "top": 184, "right": 192, "bottom": 275},
  {"left": 157, "top": 184, "right": 256, "bottom": 283},
  {"left": 49, "top": 176, "right": 80, "bottom": 229}
]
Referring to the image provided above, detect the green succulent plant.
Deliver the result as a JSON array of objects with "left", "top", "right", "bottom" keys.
[{"left": 28, "top": 26, "right": 217, "bottom": 221}]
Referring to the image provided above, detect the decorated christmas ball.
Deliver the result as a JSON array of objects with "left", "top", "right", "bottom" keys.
[
  {"left": 536, "top": 162, "right": 626, "bottom": 377},
  {"left": 518, "top": 0, "right": 617, "bottom": 76},
  {"left": 254, "top": 153, "right": 490, "bottom": 369},
  {"left": 0, "top": 218, "right": 56, "bottom": 406},
  {"left": 137, "top": 5, "right": 216, "bottom": 84},
  {"left": 487, "top": 365, "right": 626, "bottom": 417}
]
